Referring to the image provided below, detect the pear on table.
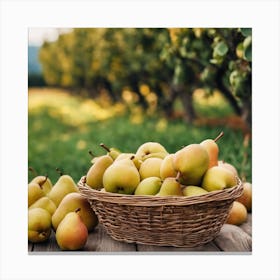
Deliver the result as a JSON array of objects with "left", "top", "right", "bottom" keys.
[
  {"left": 28, "top": 208, "right": 52, "bottom": 243},
  {"left": 236, "top": 182, "right": 252, "bottom": 212},
  {"left": 226, "top": 201, "right": 247, "bottom": 225},
  {"left": 29, "top": 196, "right": 57, "bottom": 216},
  {"left": 52, "top": 192, "right": 98, "bottom": 232},
  {"left": 28, "top": 182, "right": 45, "bottom": 207},
  {"left": 47, "top": 170, "right": 79, "bottom": 207},
  {"left": 55, "top": 208, "right": 88, "bottom": 250}
]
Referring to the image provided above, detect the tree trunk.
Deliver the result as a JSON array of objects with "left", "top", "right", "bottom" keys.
[{"left": 179, "top": 86, "right": 196, "bottom": 123}]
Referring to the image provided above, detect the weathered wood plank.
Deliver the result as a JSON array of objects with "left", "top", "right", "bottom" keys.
[
  {"left": 213, "top": 224, "right": 252, "bottom": 252},
  {"left": 240, "top": 213, "right": 252, "bottom": 236},
  {"left": 31, "top": 230, "right": 60, "bottom": 252},
  {"left": 85, "top": 225, "right": 136, "bottom": 252},
  {"left": 136, "top": 241, "right": 221, "bottom": 252}
]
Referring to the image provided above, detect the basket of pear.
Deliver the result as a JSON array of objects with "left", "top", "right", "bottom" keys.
[{"left": 78, "top": 132, "right": 243, "bottom": 248}]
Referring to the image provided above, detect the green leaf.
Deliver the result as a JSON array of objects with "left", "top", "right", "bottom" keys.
[
  {"left": 240, "top": 28, "right": 252, "bottom": 37},
  {"left": 214, "top": 41, "right": 228, "bottom": 56},
  {"left": 243, "top": 36, "right": 252, "bottom": 61}
]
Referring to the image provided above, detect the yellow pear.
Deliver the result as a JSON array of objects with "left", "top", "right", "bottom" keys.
[
  {"left": 139, "top": 157, "right": 163, "bottom": 180},
  {"left": 173, "top": 144, "right": 209, "bottom": 185},
  {"left": 28, "top": 208, "right": 52, "bottom": 243},
  {"left": 100, "top": 143, "right": 121, "bottom": 160},
  {"left": 28, "top": 182, "right": 45, "bottom": 207},
  {"left": 30, "top": 175, "right": 53, "bottom": 195},
  {"left": 226, "top": 201, "right": 247, "bottom": 225},
  {"left": 48, "top": 174, "right": 79, "bottom": 207},
  {"left": 103, "top": 158, "right": 140, "bottom": 194},
  {"left": 134, "top": 177, "right": 162, "bottom": 195},
  {"left": 86, "top": 155, "right": 113, "bottom": 189},
  {"left": 236, "top": 182, "right": 252, "bottom": 212},
  {"left": 200, "top": 132, "right": 224, "bottom": 168},
  {"left": 115, "top": 153, "right": 141, "bottom": 169},
  {"left": 135, "top": 142, "right": 168, "bottom": 161},
  {"left": 201, "top": 166, "right": 237, "bottom": 192},
  {"left": 52, "top": 192, "right": 98, "bottom": 232},
  {"left": 218, "top": 160, "right": 239, "bottom": 177},
  {"left": 55, "top": 209, "right": 88, "bottom": 250},
  {"left": 157, "top": 177, "right": 183, "bottom": 196},
  {"left": 160, "top": 154, "right": 177, "bottom": 180},
  {"left": 29, "top": 196, "right": 57, "bottom": 216},
  {"left": 182, "top": 186, "right": 208, "bottom": 197}
]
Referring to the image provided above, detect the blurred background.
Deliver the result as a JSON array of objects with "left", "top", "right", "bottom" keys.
[{"left": 28, "top": 28, "right": 252, "bottom": 183}]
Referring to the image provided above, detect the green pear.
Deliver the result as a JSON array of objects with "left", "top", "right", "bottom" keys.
[
  {"left": 103, "top": 158, "right": 140, "bottom": 194},
  {"left": 29, "top": 197, "right": 57, "bottom": 216},
  {"left": 157, "top": 177, "right": 183, "bottom": 196},
  {"left": 30, "top": 175, "right": 52, "bottom": 195},
  {"left": 135, "top": 142, "right": 168, "bottom": 161},
  {"left": 100, "top": 143, "right": 121, "bottom": 160},
  {"left": 160, "top": 153, "right": 177, "bottom": 180},
  {"left": 52, "top": 192, "right": 98, "bottom": 232},
  {"left": 28, "top": 208, "right": 52, "bottom": 243},
  {"left": 201, "top": 166, "right": 237, "bottom": 192},
  {"left": 182, "top": 186, "right": 208, "bottom": 197},
  {"left": 48, "top": 174, "right": 79, "bottom": 207},
  {"left": 173, "top": 144, "right": 209, "bottom": 185},
  {"left": 134, "top": 177, "right": 162, "bottom": 195},
  {"left": 86, "top": 155, "right": 113, "bottom": 189},
  {"left": 55, "top": 209, "right": 88, "bottom": 250},
  {"left": 139, "top": 157, "right": 163, "bottom": 180},
  {"left": 28, "top": 182, "right": 45, "bottom": 207}
]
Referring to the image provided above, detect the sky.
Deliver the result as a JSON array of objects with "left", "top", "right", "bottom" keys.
[{"left": 28, "top": 28, "right": 72, "bottom": 46}]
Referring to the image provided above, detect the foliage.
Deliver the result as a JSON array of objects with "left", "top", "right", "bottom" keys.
[
  {"left": 38, "top": 28, "right": 252, "bottom": 128},
  {"left": 28, "top": 88, "right": 251, "bottom": 184}
]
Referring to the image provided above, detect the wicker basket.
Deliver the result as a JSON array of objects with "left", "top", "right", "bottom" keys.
[{"left": 78, "top": 176, "right": 243, "bottom": 248}]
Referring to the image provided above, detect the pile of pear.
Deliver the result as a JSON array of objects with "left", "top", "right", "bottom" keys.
[
  {"left": 28, "top": 169, "right": 98, "bottom": 250},
  {"left": 85, "top": 132, "right": 252, "bottom": 226}
]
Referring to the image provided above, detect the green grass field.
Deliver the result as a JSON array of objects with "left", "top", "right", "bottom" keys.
[{"left": 28, "top": 88, "right": 251, "bottom": 184}]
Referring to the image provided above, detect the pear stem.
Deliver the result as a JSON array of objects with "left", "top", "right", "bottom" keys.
[
  {"left": 175, "top": 171, "right": 181, "bottom": 182},
  {"left": 100, "top": 143, "right": 111, "bottom": 153},
  {"left": 75, "top": 208, "right": 81, "bottom": 213},
  {"left": 40, "top": 175, "right": 48, "bottom": 186},
  {"left": 130, "top": 155, "right": 135, "bottom": 161},
  {"left": 214, "top": 131, "right": 224, "bottom": 142},
  {"left": 55, "top": 168, "right": 63, "bottom": 176},
  {"left": 28, "top": 167, "right": 38, "bottom": 176},
  {"left": 88, "top": 150, "right": 95, "bottom": 158}
]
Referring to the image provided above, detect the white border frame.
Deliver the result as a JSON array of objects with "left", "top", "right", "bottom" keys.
[{"left": 1, "top": 1, "right": 280, "bottom": 279}]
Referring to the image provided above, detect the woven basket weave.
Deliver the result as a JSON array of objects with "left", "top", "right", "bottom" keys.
[{"left": 78, "top": 176, "right": 243, "bottom": 247}]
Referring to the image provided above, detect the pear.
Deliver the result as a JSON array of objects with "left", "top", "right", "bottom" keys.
[
  {"left": 201, "top": 166, "right": 237, "bottom": 192},
  {"left": 55, "top": 209, "right": 88, "bottom": 250},
  {"left": 30, "top": 175, "right": 53, "bottom": 195},
  {"left": 52, "top": 192, "right": 98, "bottom": 232},
  {"left": 157, "top": 177, "right": 183, "bottom": 196},
  {"left": 115, "top": 153, "right": 141, "bottom": 169},
  {"left": 28, "top": 182, "right": 45, "bottom": 207},
  {"left": 218, "top": 160, "right": 239, "bottom": 177},
  {"left": 236, "top": 182, "right": 252, "bottom": 212},
  {"left": 29, "top": 196, "right": 57, "bottom": 216},
  {"left": 135, "top": 142, "right": 168, "bottom": 161},
  {"left": 28, "top": 208, "right": 52, "bottom": 243},
  {"left": 134, "top": 177, "right": 162, "bottom": 195},
  {"left": 173, "top": 144, "right": 209, "bottom": 185},
  {"left": 100, "top": 143, "right": 121, "bottom": 160},
  {"left": 103, "top": 158, "right": 140, "bottom": 194},
  {"left": 226, "top": 201, "right": 247, "bottom": 225},
  {"left": 182, "top": 186, "right": 208, "bottom": 197},
  {"left": 48, "top": 174, "right": 79, "bottom": 207},
  {"left": 139, "top": 157, "right": 163, "bottom": 180},
  {"left": 200, "top": 132, "right": 224, "bottom": 168},
  {"left": 85, "top": 155, "right": 113, "bottom": 189},
  {"left": 160, "top": 153, "right": 177, "bottom": 180}
]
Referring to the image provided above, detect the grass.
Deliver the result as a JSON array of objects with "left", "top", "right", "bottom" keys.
[{"left": 28, "top": 88, "right": 251, "bottom": 184}]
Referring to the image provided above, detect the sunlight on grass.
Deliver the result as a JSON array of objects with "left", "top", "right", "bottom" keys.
[{"left": 28, "top": 88, "right": 125, "bottom": 126}]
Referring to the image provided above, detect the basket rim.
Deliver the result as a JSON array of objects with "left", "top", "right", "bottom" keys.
[{"left": 78, "top": 175, "right": 243, "bottom": 206}]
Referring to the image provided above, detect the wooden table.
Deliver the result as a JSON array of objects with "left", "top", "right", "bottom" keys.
[{"left": 28, "top": 214, "right": 252, "bottom": 253}]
